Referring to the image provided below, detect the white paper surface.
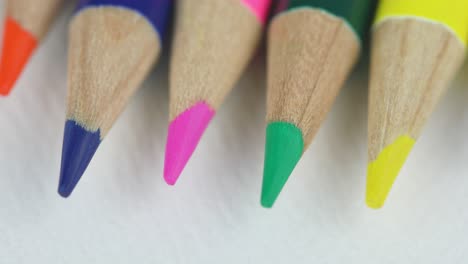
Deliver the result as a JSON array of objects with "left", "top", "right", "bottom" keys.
[{"left": 1, "top": 2, "right": 468, "bottom": 263}]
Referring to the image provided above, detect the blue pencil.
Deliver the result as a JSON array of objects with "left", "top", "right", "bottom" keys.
[{"left": 58, "top": 0, "right": 172, "bottom": 197}]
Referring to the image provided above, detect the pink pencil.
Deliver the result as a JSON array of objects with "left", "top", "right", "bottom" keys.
[{"left": 164, "top": 0, "right": 271, "bottom": 185}]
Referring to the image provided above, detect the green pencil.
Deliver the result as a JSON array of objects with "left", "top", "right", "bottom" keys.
[{"left": 261, "top": 0, "right": 375, "bottom": 207}]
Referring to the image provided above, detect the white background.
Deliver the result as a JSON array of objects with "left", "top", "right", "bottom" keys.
[{"left": 1, "top": 1, "right": 468, "bottom": 263}]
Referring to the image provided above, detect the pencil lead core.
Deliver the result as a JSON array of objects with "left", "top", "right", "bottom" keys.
[
  {"left": 58, "top": 120, "right": 101, "bottom": 198},
  {"left": 366, "top": 135, "right": 415, "bottom": 209},
  {"left": 261, "top": 122, "right": 303, "bottom": 208},
  {"left": 0, "top": 17, "right": 37, "bottom": 95},
  {"left": 164, "top": 102, "right": 215, "bottom": 185}
]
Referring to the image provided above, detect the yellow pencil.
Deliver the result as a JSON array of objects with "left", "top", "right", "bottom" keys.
[{"left": 367, "top": 0, "right": 468, "bottom": 208}]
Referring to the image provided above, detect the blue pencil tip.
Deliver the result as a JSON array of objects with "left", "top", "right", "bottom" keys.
[{"left": 58, "top": 120, "right": 101, "bottom": 198}]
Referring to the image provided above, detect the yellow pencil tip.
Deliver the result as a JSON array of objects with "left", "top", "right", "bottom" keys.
[{"left": 366, "top": 135, "right": 415, "bottom": 209}]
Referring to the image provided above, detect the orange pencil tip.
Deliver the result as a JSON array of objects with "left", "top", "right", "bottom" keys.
[{"left": 0, "top": 16, "right": 37, "bottom": 96}]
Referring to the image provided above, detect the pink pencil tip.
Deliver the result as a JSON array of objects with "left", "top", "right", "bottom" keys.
[
  {"left": 164, "top": 102, "right": 215, "bottom": 185},
  {"left": 164, "top": 175, "right": 177, "bottom": 186}
]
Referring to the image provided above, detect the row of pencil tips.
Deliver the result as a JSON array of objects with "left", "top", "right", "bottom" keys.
[{"left": 1, "top": 0, "right": 467, "bottom": 209}]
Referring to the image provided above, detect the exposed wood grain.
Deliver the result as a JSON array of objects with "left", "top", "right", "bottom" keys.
[
  {"left": 7, "top": 0, "right": 61, "bottom": 38},
  {"left": 66, "top": 7, "right": 160, "bottom": 137},
  {"left": 267, "top": 9, "right": 359, "bottom": 148},
  {"left": 169, "top": 0, "right": 262, "bottom": 120},
  {"left": 368, "top": 18, "right": 465, "bottom": 161}
]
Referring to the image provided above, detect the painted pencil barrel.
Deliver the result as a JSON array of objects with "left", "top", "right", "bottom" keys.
[
  {"left": 76, "top": 0, "right": 172, "bottom": 40},
  {"left": 274, "top": 0, "right": 375, "bottom": 39},
  {"left": 241, "top": 0, "right": 270, "bottom": 23}
]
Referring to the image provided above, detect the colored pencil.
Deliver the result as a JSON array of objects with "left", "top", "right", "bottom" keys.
[
  {"left": 261, "top": 0, "right": 374, "bottom": 208},
  {"left": 164, "top": 0, "right": 271, "bottom": 185},
  {"left": 58, "top": 0, "right": 172, "bottom": 197},
  {"left": 0, "top": 0, "right": 62, "bottom": 96},
  {"left": 367, "top": 0, "right": 468, "bottom": 209}
]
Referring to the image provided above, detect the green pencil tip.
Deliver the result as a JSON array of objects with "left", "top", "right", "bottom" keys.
[{"left": 261, "top": 122, "right": 304, "bottom": 208}]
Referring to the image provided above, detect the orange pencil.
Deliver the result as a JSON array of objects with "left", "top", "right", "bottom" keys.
[{"left": 0, "top": 0, "right": 61, "bottom": 96}]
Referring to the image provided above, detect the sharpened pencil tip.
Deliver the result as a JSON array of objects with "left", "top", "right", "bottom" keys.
[
  {"left": 366, "top": 135, "right": 415, "bottom": 209},
  {"left": 58, "top": 120, "right": 101, "bottom": 198},
  {"left": 0, "top": 17, "right": 37, "bottom": 96},
  {"left": 261, "top": 122, "right": 303, "bottom": 208},
  {"left": 164, "top": 102, "right": 215, "bottom": 185}
]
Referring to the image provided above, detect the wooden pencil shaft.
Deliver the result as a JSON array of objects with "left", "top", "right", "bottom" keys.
[
  {"left": 7, "top": 0, "right": 61, "bottom": 38},
  {"left": 267, "top": 9, "right": 359, "bottom": 148},
  {"left": 67, "top": 7, "right": 160, "bottom": 137},
  {"left": 169, "top": 0, "right": 263, "bottom": 120},
  {"left": 368, "top": 18, "right": 465, "bottom": 161}
]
